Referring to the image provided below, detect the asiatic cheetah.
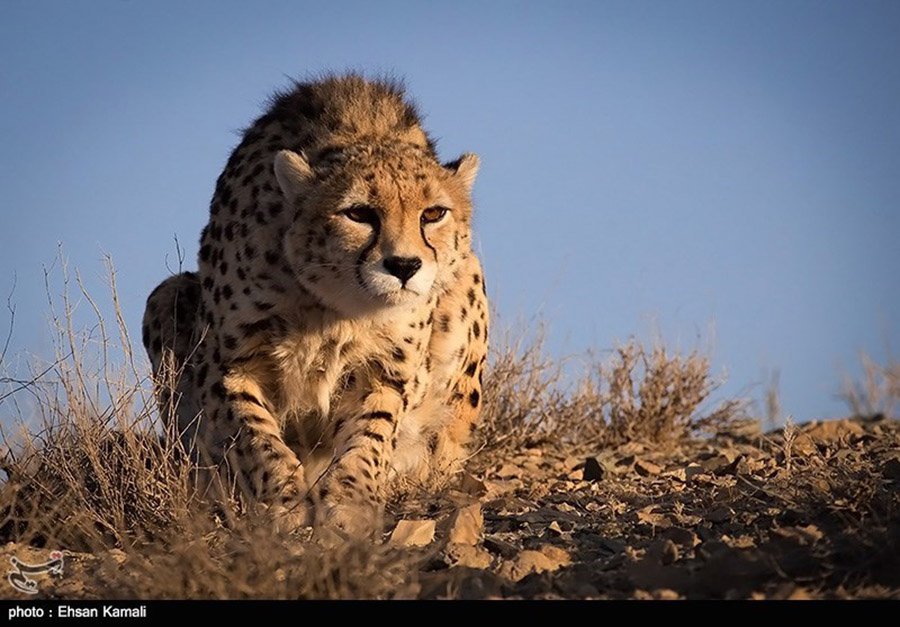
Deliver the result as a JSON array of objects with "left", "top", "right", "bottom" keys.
[{"left": 142, "top": 75, "right": 488, "bottom": 533}]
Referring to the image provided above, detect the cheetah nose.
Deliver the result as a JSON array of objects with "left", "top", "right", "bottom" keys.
[{"left": 383, "top": 256, "right": 422, "bottom": 284}]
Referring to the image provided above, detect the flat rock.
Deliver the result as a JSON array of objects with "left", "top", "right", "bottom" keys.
[
  {"left": 500, "top": 545, "right": 571, "bottom": 582},
  {"left": 389, "top": 519, "right": 435, "bottom": 547},
  {"left": 446, "top": 503, "right": 484, "bottom": 546},
  {"left": 444, "top": 543, "right": 493, "bottom": 569},
  {"left": 538, "top": 544, "right": 572, "bottom": 567},
  {"left": 635, "top": 459, "right": 662, "bottom": 476}
]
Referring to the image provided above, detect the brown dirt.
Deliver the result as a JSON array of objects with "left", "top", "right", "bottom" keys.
[{"left": 3, "top": 415, "right": 897, "bottom": 600}]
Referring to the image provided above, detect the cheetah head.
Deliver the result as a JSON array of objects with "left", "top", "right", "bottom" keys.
[{"left": 273, "top": 143, "right": 478, "bottom": 316}]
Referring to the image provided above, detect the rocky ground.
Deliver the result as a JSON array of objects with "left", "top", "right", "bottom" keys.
[{"left": 3, "top": 416, "right": 898, "bottom": 599}]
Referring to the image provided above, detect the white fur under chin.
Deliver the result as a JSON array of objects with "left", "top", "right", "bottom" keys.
[{"left": 361, "top": 263, "right": 436, "bottom": 303}]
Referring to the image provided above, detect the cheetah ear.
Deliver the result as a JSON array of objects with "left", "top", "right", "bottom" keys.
[
  {"left": 273, "top": 150, "right": 314, "bottom": 199},
  {"left": 444, "top": 153, "right": 480, "bottom": 192}
]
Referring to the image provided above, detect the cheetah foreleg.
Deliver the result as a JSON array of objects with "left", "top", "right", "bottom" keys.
[
  {"left": 212, "top": 367, "right": 309, "bottom": 528},
  {"left": 311, "top": 383, "right": 403, "bottom": 535}
]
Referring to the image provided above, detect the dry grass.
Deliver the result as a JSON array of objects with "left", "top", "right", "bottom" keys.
[
  {"left": 0, "top": 259, "right": 894, "bottom": 598},
  {"left": 477, "top": 330, "right": 745, "bottom": 458},
  {"left": 0, "top": 259, "right": 423, "bottom": 599},
  {"left": 842, "top": 351, "right": 900, "bottom": 419},
  {"left": 0, "top": 257, "right": 194, "bottom": 550}
]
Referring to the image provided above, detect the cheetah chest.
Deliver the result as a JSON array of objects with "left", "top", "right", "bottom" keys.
[
  {"left": 269, "top": 315, "right": 428, "bottom": 418},
  {"left": 270, "top": 325, "right": 360, "bottom": 421}
]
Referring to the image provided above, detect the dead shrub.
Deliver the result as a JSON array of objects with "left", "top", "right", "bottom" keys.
[
  {"left": 841, "top": 351, "right": 899, "bottom": 419},
  {"left": 601, "top": 341, "right": 744, "bottom": 446},
  {"left": 477, "top": 332, "right": 744, "bottom": 458}
]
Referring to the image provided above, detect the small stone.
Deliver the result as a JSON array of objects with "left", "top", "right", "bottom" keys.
[
  {"left": 500, "top": 547, "right": 570, "bottom": 582},
  {"left": 459, "top": 472, "right": 488, "bottom": 497},
  {"left": 546, "top": 521, "right": 564, "bottom": 536},
  {"left": 538, "top": 544, "right": 572, "bottom": 567},
  {"left": 719, "top": 448, "right": 741, "bottom": 463},
  {"left": 445, "top": 543, "right": 492, "bottom": 569},
  {"left": 582, "top": 457, "right": 604, "bottom": 481},
  {"left": 735, "top": 457, "right": 764, "bottom": 475},
  {"left": 496, "top": 463, "right": 521, "bottom": 479},
  {"left": 662, "top": 526, "right": 700, "bottom": 547},
  {"left": 883, "top": 458, "right": 900, "bottom": 481},
  {"left": 684, "top": 464, "right": 705, "bottom": 480},
  {"left": 567, "top": 467, "right": 584, "bottom": 481},
  {"left": 618, "top": 441, "right": 646, "bottom": 455},
  {"left": 500, "top": 551, "right": 554, "bottom": 582},
  {"left": 635, "top": 459, "right": 662, "bottom": 476},
  {"left": 483, "top": 536, "right": 519, "bottom": 559},
  {"left": 519, "top": 458, "right": 543, "bottom": 473},
  {"left": 648, "top": 538, "right": 679, "bottom": 565},
  {"left": 665, "top": 467, "right": 687, "bottom": 482},
  {"left": 795, "top": 524, "right": 823, "bottom": 543},
  {"left": 660, "top": 540, "right": 678, "bottom": 565},
  {"left": 389, "top": 519, "right": 435, "bottom": 547},
  {"left": 637, "top": 509, "right": 672, "bottom": 528},
  {"left": 707, "top": 506, "right": 733, "bottom": 523},
  {"left": 701, "top": 454, "right": 731, "bottom": 473},
  {"left": 446, "top": 504, "right": 483, "bottom": 546},
  {"left": 482, "top": 479, "right": 516, "bottom": 498},
  {"left": 791, "top": 434, "right": 818, "bottom": 457}
]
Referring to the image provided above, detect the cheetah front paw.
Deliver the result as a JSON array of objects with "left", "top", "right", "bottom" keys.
[
  {"left": 269, "top": 499, "right": 312, "bottom": 532},
  {"left": 312, "top": 492, "right": 383, "bottom": 539},
  {"left": 265, "top": 478, "right": 312, "bottom": 532}
]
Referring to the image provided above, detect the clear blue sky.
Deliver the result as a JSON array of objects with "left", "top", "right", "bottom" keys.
[{"left": 1, "top": 1, "right": 898, "bottom": 423}]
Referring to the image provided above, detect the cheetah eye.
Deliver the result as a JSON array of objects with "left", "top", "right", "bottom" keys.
[
  {"left": 421, "top": 206, "right": 449, "bottom": 224},
  {"left": 341, "top": 204, "right": 379, "bottom": 224}
]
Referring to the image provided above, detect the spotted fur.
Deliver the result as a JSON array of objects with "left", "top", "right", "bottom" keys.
[{"left": 142, "top": 75, "right": 488, "bottom": 533}]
